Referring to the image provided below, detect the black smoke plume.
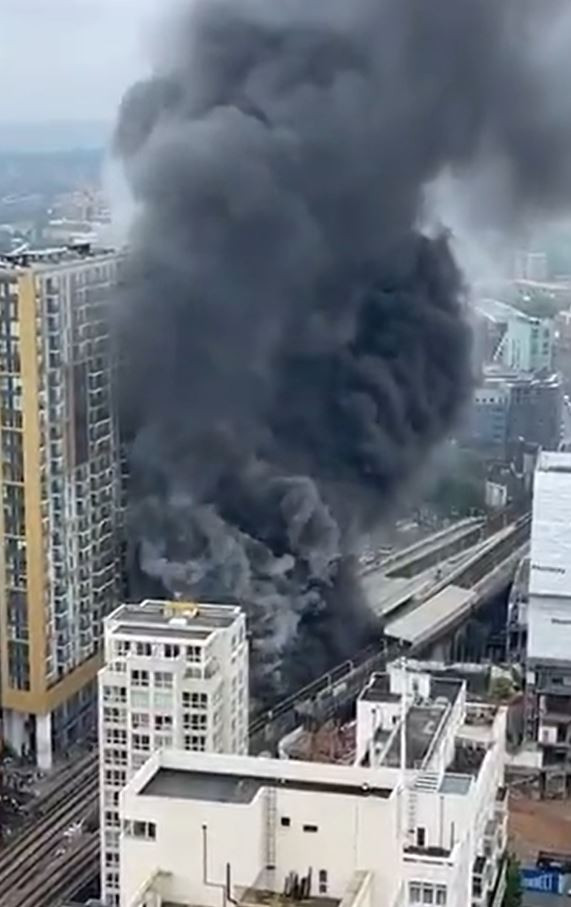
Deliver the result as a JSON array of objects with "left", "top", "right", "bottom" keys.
[{"left": 115, "top": 0, "right": 571, "bottom": 694}]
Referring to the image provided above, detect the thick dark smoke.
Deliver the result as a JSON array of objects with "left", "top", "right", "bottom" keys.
[{"left": 115, "top": 0, "right": 571, "bottom": 694}]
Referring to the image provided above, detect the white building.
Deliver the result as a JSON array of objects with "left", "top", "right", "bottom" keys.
[
  {"left": 117, "top": 661, "right": 507, "bottom": 907},
  {"left": 99, "top": 599, "right": 248, "bottom": 907},
  {"left": 526, "top": 452, "right": 571, "bottom": 796}
]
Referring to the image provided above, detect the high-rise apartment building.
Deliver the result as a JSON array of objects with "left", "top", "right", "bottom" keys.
[
  {"left": 99, "top": 599, "right": 248, "bottom": 906},
  {"left": 0, "top": 246, "right": 122, "bottom": 769}
]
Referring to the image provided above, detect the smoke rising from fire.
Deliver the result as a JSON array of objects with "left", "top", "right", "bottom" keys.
[{"left": 115, "top": 0, "right": 571, "bottom": 693}]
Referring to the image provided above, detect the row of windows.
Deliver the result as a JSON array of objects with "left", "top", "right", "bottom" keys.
[
  {"left": 130, "top": 670, "right": 173, "bottom": 688},
  {"left": 103, "top": 682, "right": 212, "bottom": 711},
  {"left": 124, "top": 820, "right": 156, "bottom": 840},
  {"left": 409, "top": 883, "right": 447, "bottom": 905},
  {"left": 115, "top": 640, "right": 204, "bottom": 662}
]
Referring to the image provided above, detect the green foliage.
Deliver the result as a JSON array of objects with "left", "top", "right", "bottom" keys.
[
  {"left": 503, "top": 855, "right": 523, "bottom": 907},
  {"left": 489, "top": 676, "right": 514, "bottom": 702}
]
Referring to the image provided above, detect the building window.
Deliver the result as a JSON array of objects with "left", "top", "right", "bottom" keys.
[
  {"left": 104, "top": 768, "right": 126, "bottom": 787},
  {"left": 125, "top": 820, "right": 157, "bottom": 840},
  {"left": 105, "top": 810, "right": 120, "bottom": 828},
  {"left": 154, "top": 671, "right": 173, "bottom": 689},
  {"left": 131, "top": 669, "right": 149, "bottom": 688},
  {"left": 422, "top": 885, "right": 434, "bottom": 905},
  {"left": 409, "top": 883, "right": 421, "bottom": 904},
  {"left": 164, "top": 644, "right": 180, "bottom": 659},
  {"left": 105, "top": 871, "right": 120, "bottom": 889},
  {"left": 302, "top": 824, "right": 318, "bottom": 833},
  {"left": 435, "top": 887, "right": 446, "bottom": 906},
  {"left": 103, "top": 685, "right": 127, "bottom": 704},
  {"left": 155, "top": 714, "right": 173, "bottom": 730},
  {"left": 186, "top": 645, "right": 202, "bottom": 663},
  {"left": 104, "top": 748, "right": 127, "bottom": 767},
  {"left": 184, "top": 734, "right": 206, "bottom": 752},
  {"left": 183, "top": 713, "right": 207, "bottom": 731},
  {"left": 104, "top": 789, "right": 120, "bottom": 808},
  {"left": 135, "top": 641, "right": 152, "bottom": 657},
  {"left": 132, "top": 734, "right": 151, "bottom": 752},
  {"left": 131, "top": 712, "right": 150, "bottom": 730},
  {"left": 319, "top": 870, "right": 328, "bottom": 894},
  {"left": 280, "top": 817, "right": 291, "bottom": 827},
  {"left": 182, "top": 691, "right": 208, "bottom": 710},
  {"left": 103, "top": 707, "right": 126, "bottom": 725},
  {"left": 104, "top": 728, "right": 127, "bottom": 746},
  {"left": 416, "top": 827, "right": 426, "bottom": 848},
  {"left": 116, "top": 640, "right": 130, "bottom": 657}
]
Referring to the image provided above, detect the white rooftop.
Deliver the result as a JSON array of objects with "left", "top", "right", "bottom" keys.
[
  {"left": 123, "top": 749, "right": 395, "bottom": 805},
  {"left": 106, "top": 599, "right": 244, "bottom": 641}
]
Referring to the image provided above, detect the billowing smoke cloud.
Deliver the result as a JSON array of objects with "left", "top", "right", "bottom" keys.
[{"left": 115, "top": 0, "right": 571, "bottom": 694}]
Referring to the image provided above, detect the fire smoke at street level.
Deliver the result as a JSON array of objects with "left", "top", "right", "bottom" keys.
[{"left": 115, "top": 0, "right": 571, "bottom": 695}]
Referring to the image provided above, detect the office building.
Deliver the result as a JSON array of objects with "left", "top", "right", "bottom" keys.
[
  {"left": 506, "top": 373, "right": 562, "bottom": 454},
  {"left": 99, "top": 599, "right": 248, "bottom": 906},
  {"left": 526, "top": 452, "right": 571, "bottom": 797},
  {"left": 475, "top": 298, "right": 553, "bottom": 374},
  {"left": 468, "top": 383, "right": 509, "bottom": 455},
  {"left": 0, "top": 246, "right": 122, "bottom": 769},
  {"left": 118, "top": 660, "right": 507, "bottom": 907},
  {"left": 467, "top": 369, "right": 562, "bottom": 457}
]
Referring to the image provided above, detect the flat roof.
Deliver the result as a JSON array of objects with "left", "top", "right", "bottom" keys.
[
  {"left": 360, "top": 673, "right": 400, "bottom": 703},
  {"left": 385, "top": 585, "right": 476, "bottom": 647},
  {"left": 382, "top": 702, "right": 449, "bottom": 769},
  {"left": 119, "top": 625, "right": 213, "bottom": 641},
  {"left": 140, "top": 767, "right": 392, "bottom": 802},
  {"left": 108, "top": 600, "right": 243, "bottom": 634},
  {"left": 476, "top": 297, "right": 536, "bottom": 324},
  {"left": 439, "top": 773, "right": 471, "bottom": 795},
  {"left": 537, "top": 451, "right": 571, "bottom": 473}
]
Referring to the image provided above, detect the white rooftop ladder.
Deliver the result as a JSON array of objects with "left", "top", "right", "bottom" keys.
[{"left": 264, "top": 786, "right": 277, "bottom": 870}]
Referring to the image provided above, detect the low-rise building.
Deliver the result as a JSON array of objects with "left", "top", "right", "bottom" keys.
[
  {"left": 99, "top": 599, "right": 248, "bottom": 907},
  {"left": 117, "top": 660, "right": 507, "bottom": 907}
]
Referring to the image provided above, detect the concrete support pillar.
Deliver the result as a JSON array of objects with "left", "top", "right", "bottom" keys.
[
  {"left": 36, "top": 712, "right": 53, "bottom": 771},
  {"left": 2, "top": 709, "right": 27, "bottom": 757}
]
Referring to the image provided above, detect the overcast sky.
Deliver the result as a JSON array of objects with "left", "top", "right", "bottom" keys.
[{"left": 0, "top": 0, "right": 157, "bottom": 123}]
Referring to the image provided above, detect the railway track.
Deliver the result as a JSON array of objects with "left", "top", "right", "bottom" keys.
[
  {"left": 21, "top": 751, "right": 98, "bottom": 821},
  {"left": 0, "top": 759, "right": 98, "bottom": 906},
  {"left": 4, "top": 834, "right": 99, "bottom": 907}
]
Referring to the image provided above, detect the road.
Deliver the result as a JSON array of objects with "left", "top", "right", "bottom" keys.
[{"left": 523, "top": 893, "right": 570, "bottom": 907}]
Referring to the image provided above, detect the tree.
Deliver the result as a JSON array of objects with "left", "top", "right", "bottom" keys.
[
  {"left": 503, "top": 855, "right": 523, "bottom": 907},
  {"left": 490, "top": 676, "right": 515, "bottom": 702}
]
